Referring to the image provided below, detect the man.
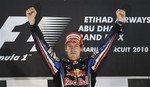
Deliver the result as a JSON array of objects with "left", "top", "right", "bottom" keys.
[{"left": 26, "top": 7, "right": 126, "bottom": 87}]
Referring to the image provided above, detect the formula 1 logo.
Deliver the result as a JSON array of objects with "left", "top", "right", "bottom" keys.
[
  {"left": 0, "top": 16, "right": 71, "bottom": 61},
  {"left": 0, "top": 16, "right": 28, "bottom": 48},
  {"left": 0, "top": 16, "right": 71, "bottom": 52}
]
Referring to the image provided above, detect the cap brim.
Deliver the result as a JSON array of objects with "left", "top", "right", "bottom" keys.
[{"left": 65, "top": 38, "right": 81, "bottom": 45}]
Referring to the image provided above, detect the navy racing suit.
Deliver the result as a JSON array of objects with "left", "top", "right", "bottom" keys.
[{"left": 30, "top": 22, "right": 123, "bottom": 87}]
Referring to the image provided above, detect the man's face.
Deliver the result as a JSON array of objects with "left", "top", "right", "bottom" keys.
[{"left": 65, "top": 42, "right": 83, "bottom": 61}]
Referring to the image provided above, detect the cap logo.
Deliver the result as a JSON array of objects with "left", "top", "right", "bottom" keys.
[
  {"left": 66, "top": 34, "right": 81, "bottom": 41},
  {"left": 65, "top": 32, "right": 83, "bottom": 45}
]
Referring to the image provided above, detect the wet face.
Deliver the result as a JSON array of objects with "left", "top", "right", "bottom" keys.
[{"left": 65, "top": 42, "right": 83, "bottom": 61}]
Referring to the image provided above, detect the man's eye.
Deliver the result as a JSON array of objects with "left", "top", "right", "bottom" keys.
[
  {"left": 68, "top": 45, "right": 72, "bottom": 48},
  {"left": 75, "top": 45, "right": 79, "bottom": 47}
]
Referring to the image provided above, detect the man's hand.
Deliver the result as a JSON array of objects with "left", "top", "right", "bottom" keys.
[
  {"left": 26, "top": 7, "right": 37, "bottom": 25},
  {"left": 116, "top": 9, "right": 126, "bottom": 23}
]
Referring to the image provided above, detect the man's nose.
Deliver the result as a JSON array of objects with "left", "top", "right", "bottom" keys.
[
  {"left": 71, "top": 47, "right": 75, "bottom": 50},
  {"left": 71, "top": 47, "right": 76, "bottom": 51}
]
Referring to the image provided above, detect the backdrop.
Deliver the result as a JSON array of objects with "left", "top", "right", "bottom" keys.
[{"left": 0, "top": 0, "right": 150, "bottom": 87}]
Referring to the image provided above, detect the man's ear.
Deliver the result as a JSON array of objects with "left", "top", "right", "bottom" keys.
[
  {"left": 65, "top": 49, "right": 67, "bottom": 52},
  {"left": 80, "top": 49, "right": 83, "bottom": 52},
  {"left": 64, "top": 45, "right": 67, "bottom": 52},
  {"left": 80, "top": 45, "right": 84, "bottom": 52}
]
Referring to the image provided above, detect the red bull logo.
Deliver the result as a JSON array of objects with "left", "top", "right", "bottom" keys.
[
  {"left": 66, "top": 70, "right": 76, "bottom": 77},
  {"left": 66, "top": 69, "right": 86, "bottom": 78},
  {"left": 64, "top": 76, "right": 88, "bottom": 86},
  {"left": 78, "top": 69, "right": 86, "bottom": 77},
  {"left": 65, "top": 69, "right": 88, "bottom": 86}
]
